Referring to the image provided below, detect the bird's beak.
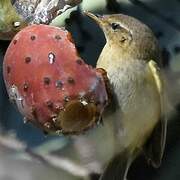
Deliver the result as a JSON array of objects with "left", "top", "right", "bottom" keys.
[
  {"left": 84, "top": 11, "right": 110, "bottom": 41},
  {"left": 84, "top": 11, "right": 105, "bottom": 28}
]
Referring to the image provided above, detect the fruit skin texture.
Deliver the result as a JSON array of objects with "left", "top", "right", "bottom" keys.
[{"left": 3, "top": 24, "right": 109, "bottom": 135}]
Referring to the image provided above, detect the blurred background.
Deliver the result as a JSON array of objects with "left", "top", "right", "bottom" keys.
[{"left": 0, "top": 0, "right": 180, "bottom": 179}]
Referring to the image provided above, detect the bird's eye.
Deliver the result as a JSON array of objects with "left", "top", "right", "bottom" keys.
[{"left": 111, "top": 23, "right": 121, "bottom": 30}]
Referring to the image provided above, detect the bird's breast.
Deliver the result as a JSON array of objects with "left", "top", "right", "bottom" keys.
[
  {"left": 104, "top": 59, "right": 161, "bottom": 150},
  {"left": 72, "top": 60, "right": 161, "bottom": 173}
]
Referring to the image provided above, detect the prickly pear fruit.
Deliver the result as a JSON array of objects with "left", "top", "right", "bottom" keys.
[{"left": 3, "top": 24, "right": 109, "bottom": 135}]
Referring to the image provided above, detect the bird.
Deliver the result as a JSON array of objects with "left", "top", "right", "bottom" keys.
[
  {"left": 70, "top": 12, "right": 168, "bottom": 180},
  {"left": 1, "top": 8, "right": 168, "bottom": 179}
]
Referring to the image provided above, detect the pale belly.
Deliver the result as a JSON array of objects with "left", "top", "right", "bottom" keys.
[
  {"left": 73, "top": 60, "right": 161, "bottom": 173},
  {"left": 107, "top": 60, "right": 161, "bottom": 151}
]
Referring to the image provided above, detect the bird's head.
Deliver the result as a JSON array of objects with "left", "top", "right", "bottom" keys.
[{"left": 85, "top": 12, "right": 160, "bottom": 61}]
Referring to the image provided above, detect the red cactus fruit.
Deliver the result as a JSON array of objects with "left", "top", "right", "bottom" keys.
[{"left": 3, "top": 24, "right": 110, "bottom": 135}]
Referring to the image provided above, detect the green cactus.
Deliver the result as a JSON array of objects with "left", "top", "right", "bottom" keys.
[{"left": 0, "top": 0, "right": 27, "bottom": 40}]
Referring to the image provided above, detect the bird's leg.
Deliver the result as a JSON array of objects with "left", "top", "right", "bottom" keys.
[
  {"left": 100, "top": 150, "right": 133, "bottom": 180},
  {"left": 123, "top": 158, "right": 132, "bottom": 180}
]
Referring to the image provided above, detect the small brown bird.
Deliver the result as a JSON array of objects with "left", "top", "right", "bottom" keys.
[{"left": 73, "top": 12, "right": 168, "bottom": 180}]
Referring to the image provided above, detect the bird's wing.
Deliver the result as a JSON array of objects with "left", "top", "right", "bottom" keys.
[{"left": 144, "top": 60, "right": 167, "bottom": 168}]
